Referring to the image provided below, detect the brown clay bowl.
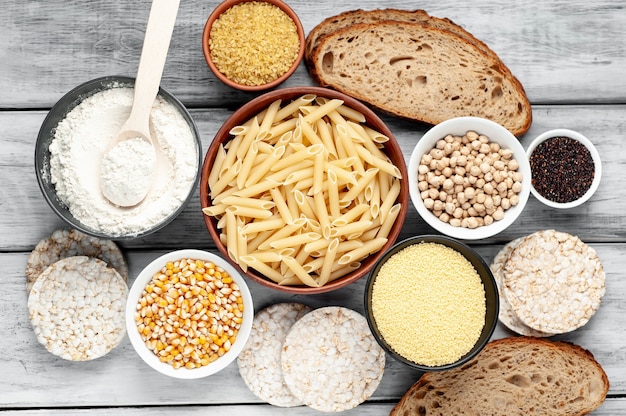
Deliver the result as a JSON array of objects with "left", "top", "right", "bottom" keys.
[
  {"left": 200, "top": 86, "right": 409, "bottom": 294},
  {"left": 202, "top": 0, "right": 305, "bottom": 91}
]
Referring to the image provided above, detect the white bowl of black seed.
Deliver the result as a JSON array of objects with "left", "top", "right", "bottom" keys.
[{"left": 527, "top": 129, "right": 601, "bottom": 209}]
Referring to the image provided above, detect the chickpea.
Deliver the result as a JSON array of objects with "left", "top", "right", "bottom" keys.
[
  {"left": 418, "top": 131, "right": 522, "bottom": 230},
  {"left": 469, "top": 165, "right": 482, "bottom": 177},
  {"left": 479, "top": 143, "right": 491, "bottom": 154},
  {"left": 428, "top": 188, "right": 439, "bottom": 200},
  {"left": 465, "top": 187, "right": 476, "bottom": 200},
  {"left": 493, "top": 208, "right": 505, "bottom": 221},
  {"left": 428, "top": 175, "right": 442, "bottom": 187},
  {"left": 484, "top": 196, "right": 494, "bottom": 210}
]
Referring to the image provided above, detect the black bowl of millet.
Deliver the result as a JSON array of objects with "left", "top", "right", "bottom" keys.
[{"left": 526, "top": 129, "right": 602, "bottom": 209}]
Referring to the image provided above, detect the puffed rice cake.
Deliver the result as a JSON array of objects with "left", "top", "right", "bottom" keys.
[
  {"left": 26, "top": 228, "right": 128, "bottom": 293},
  {"left": 490, "top": 238, "right": 553, "bottom": 337},
  {"left": 502, "top": 230, "right": 606, "bottom": 334},
  {"left": 28, "top": 256, "right": 128, "bottom": 361},
  {"left": 281, "top": 306, "right": 385, "bottom": 412},
  {"left": 237, "top": 302, "right": 313, "bottom": 407}
]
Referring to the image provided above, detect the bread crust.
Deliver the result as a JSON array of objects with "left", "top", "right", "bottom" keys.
[
  {"left": 390, "top": 336, "right": 609, "bottom": 416},
  {"left": 305, "top": 9, "right": 494, "bottom": 65},
  {"left": 305, "top": 10, "right": 532, "bottom": 136}
]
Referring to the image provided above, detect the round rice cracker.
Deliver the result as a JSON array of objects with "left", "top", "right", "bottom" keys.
[
  {"left": 237, "top": 302, "right": 313, "bottom": 407},
  {"left": 502, "top": 230, "right": 606, "bottom": 334},
  {"left": 28, "top": 256, "right": 128, "bottom": 361},
  {"left": 490, "top": 237, "right": 553, "bottom": 337},
  {"left": 26, "top": 228, "right": 128, "bottom": 293},
  {"left": 281, "top": 306, "right": 385, "bottom": 412}
]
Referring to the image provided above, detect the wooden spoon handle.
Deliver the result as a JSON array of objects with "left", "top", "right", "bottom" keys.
[{"left": 129, "top": 0, "right": 181, "bottom": 137}]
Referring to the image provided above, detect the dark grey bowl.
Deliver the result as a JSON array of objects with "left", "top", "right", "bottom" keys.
[
  {"left": 364, "top": 235, "right": 499, "bottom": 372},
  {"left": 35, "top": 76, "right": 202, "bottom": 240}
]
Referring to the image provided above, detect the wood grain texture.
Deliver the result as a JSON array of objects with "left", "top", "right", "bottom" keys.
[
  {"left": 1, "top": 0, "right": 625, "bottom": 414},
  {"left": 1, "top": 0, "right": 625, "bottom": 109}
]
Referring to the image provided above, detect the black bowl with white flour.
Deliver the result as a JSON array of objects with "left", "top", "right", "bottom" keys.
[{"left": 35, "top": 76, "right": 202, "bottom": 239}]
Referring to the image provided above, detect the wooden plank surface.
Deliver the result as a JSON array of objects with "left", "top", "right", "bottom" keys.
[
  {"left": 1, "top": 0, "right": 625, "bottom": 414},
  {"left": 1, "top": 0, "right": 625, "bottom": 108}
]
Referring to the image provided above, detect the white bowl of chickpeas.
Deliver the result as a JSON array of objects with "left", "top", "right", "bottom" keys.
[
  {"left": 409, "top": 117, "right": 531, "bottom": 240},
  {"left": 126, "top": 249, "right": 253, "bottom": 379}
]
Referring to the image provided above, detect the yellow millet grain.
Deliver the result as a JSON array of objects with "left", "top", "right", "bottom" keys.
[
  {"left": 134, "top": 258, "right": 244, "bottom": 370},
  {"left": 371, "top": 242, "right": 486, "bottom": 366},
  {"left": 209, "top": 1, "right": 300, "bottom": 86}
]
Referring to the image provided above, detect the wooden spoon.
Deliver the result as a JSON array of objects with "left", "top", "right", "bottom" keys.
[{"left": 101, "top": 0, "right": 181, "bottom": 207}]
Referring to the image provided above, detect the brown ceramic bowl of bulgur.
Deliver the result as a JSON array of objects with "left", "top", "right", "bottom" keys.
[
  {"left": 364, "top": 235, "right": 499, "bottom": 371},
  {"left": 202, "top": 0, "right": 305, "bottom": 91}
]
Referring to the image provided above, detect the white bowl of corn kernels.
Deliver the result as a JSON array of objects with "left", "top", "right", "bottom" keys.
[{"left": 126, "top": 249, "right": 253, "bottom": 379}]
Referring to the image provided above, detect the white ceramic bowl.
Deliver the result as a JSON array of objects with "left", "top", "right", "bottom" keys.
[
  {"left": 126, "top": 249, "right": 253, "bottom": 379},
  {"left": 408, "top": 117, "right": 531, "bottom": 240},
  {"left": 526, "top": 129, "right": 602, "bottom": 209}
]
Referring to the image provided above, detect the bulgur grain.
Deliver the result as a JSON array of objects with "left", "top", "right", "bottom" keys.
[
  {"left": 371, "top": 242, "right": 485, "bottom": 366},
  {"left": 209, "top": 1, "right": 300, "bottom": 86}
]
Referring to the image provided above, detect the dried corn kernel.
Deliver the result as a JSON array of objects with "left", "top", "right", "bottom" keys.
[{"left": 135, "top": 258, "right": 244, "bottom": 370}]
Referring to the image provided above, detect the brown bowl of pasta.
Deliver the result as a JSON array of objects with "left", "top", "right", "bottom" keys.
[{"left": 200, "top": 87, "right": 408, "bottom": 294}]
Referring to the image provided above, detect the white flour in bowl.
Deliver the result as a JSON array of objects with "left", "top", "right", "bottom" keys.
[{"left": 49, "top": 87, "right": 198, "bottom": 237}]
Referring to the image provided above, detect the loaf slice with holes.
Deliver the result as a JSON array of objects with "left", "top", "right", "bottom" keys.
[
  {"left": 305, "top": 9, "right": 495, "bottom": 66},
  {"left": 390, "top": 337, "right": 609, "bottom": 416},
  {"left": 308, "top": 21, "right": 532, "bottom": 136}
]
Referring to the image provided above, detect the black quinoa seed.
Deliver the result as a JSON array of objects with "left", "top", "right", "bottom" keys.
[{"left": 529, "top": 136, "right": 595, "bottom": 203}]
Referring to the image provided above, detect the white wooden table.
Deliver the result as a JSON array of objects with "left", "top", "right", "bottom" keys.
[{"left": 1, "top": 0, "right": 625, "bottom": 414}]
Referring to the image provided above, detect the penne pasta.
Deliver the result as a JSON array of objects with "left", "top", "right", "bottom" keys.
[
  {"left": 298, "top": 115, "right": 324, "bottom": 146},
  {"left": 269, "top": 232, "right": 321, "bottom": 250},
  {"left": 379, "top": 178, "right": 401, "bottom": 223},
  {"left": 258, "top": 99, "right": 281, "bottom": 139},
  {"left": 237, "top": 140, "right": 259, "bottom": 188},
  {"left": 378, "top": 203, "right": 402, "bottom": 239},
  {"left": 318, "top": 238, "right": 339, "bottom": 286},
  {"left": 203, "top": 94, "right": 404, "bottom": 288},
  {"left": 208, "top": 144, "right": 227, "bottom": 190},
  {"left": 241, "top": 217, "right": 285, "bottom": 234},
  {"left": 338, "top": 238, "right": 388, "bottom": 265},
  {"left": 341, "top": 168, "right": 379, "bottom": 202},
  {"left": 282, "top": 256, "right": 318, "bottom": 287},
  {"left": 274, "top": 94, "right": 315, "bottom": 122},
  {"left": 302, "top": 98, "right": 344, "bottom": 124}
]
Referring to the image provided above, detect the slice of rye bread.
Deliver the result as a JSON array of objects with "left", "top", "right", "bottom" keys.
[
  {"left": 308, "top": 21, "right": 532, "bottom": 136},
  {"left": 390, "top": 337, "right": 609, "bottom": 416},
  {"left": 305, "top": 9, "right": 495, "bottom": 65}
]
